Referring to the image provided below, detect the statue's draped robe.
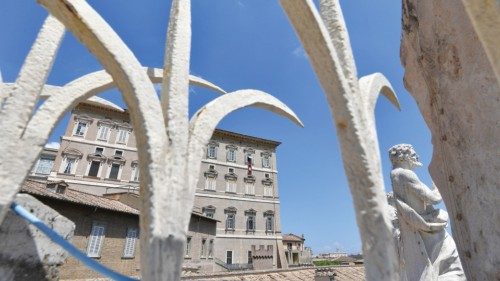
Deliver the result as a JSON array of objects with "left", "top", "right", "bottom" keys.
[{"left": 391, "top": 169, "right": 465, "bottom": 281}]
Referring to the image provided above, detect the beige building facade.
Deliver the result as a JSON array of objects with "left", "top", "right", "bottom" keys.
[{"left": 45, "top": 101, "right": 288, "bottom": 271}]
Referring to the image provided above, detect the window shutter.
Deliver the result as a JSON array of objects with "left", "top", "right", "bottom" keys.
[
  {"left": 123, "top": 228, "right": 138, "bottom": 257},
  {"left": 87, "top": 224, "right": 105, "bottom": 257}
]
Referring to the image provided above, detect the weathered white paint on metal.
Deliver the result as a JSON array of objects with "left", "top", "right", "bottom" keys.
[
  {"left": 461, "top": 0, "right": 500, "bottom": 82},
  {"left": 279, "top": 1, "right": 400, "bottom": 279},
  {"left": 37, "top": 2, "right": 171, "bottom": 281},
  {"left": 0, "top": 15, "right": 65, "bottom": 222}
]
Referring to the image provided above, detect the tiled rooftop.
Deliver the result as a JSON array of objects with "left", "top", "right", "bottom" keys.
[
  {"left": 182, "top": 266, "right": 365, "bottom": 281},
  {"left": 282, "top": 233, "right": 305, "bottom": 242},
  {"left": 21, "top": 180, "right": 139, "bottom": 215}
]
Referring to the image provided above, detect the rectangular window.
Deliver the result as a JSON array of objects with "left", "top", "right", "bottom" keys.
[
  {"left": 266, "top": 216, "right": 274, "bottom": 232},
  {"left": 87, "top": 223, "right": 106, "bottom": 257},
  {"left": 207, "top": 146, "right": 217, "bottom": 159},
  {"left": 205, "top": 177, "right": 216, "bottom": 191},
  {"left": 35, "top": 157, "right": 54, "bottom": 174},
  {"left": 109, "top": 163, "right": 120, "bottom": 179},
  {"left": 74, "top": 122, "right": 87, "bottom": 136},
  {"left": 247, "top": 215, "right": 255, "bottom": 232},
  {"left": 208, "top": 240, "right": 214, "bottom": 258},
  {"left": 264, "top": 186, "right": 273, "bottom": 197},
  {"left": 114, "top": 150, "right": 123, "bottom": 156},
  {"left": 228, "top": 168, "right": 234, "bottom": 173},
  {"left": 227, "top": 150, "right": 236, "bottom": 162},
  {"left": 262, "top": 155, "right": 271, "bottom": 168},
  {"left": 63, "top": 158, "right": 75, "bottom": 174},
  {"left": 131, "top": 165, "right": 140, "bottom": 182},
  {"left": 226, "top": 213, "right": 235, "bottom": 230},
  {"left": 123, "top": 228, "right": 138, "bottom": 258},
  {"left": 248, "top": 251, "right": 253, "bottom": 264},
  {"left": 116, "top": 129, "right": 128, "bottom": 144},
  {"left": 97, "top": 125, "right": 111, "bottom": 141},
  {"left": 287, "top": 243, "right": 292, "bottom": 251},
  {"left": 185, "top": 237, "right": 192, "bottom": 257},
  {"left": 88, "top": 161, "right": 100, "bottom": 177},
  {"left": 95, "top": 147, "right": 104, "bottom": 155},
  {"left": 201, "top": 239, "right": 206, "bottom": 258},
  {"left": 245, "top": 183, "right": 255, "bottom": 195},
  {"left": 226, "top": 251, "right": 233, "bottom": 264},
  {"left": 226, "top": 181, "right": 236, "bottom": 193}
]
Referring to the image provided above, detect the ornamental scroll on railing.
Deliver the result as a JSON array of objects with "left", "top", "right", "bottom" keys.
[{"left": 0, "top": 0, "right": 403, "bottom": 280}]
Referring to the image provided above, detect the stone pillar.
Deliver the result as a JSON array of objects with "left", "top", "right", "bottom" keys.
[
  {"left": 401, "top": 1, "right": 500, "bottom": 279},
  {"left": 0, "top": 194, "right": 75, "bottom": 281}
]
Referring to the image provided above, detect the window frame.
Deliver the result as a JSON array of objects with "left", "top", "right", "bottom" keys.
[
  {"left": 96, "top": 124, "right": 112, "bottom": 142},
  {"left": 116, "top": 128, "right": 130, "bottom": 145},
  {"left": 122, "top": 227, "right": 138, "bottom": 258},
  {"left": 226, "top": 250, "right": 233, "bottom": 264},
  {"left": 86, "top": 222, "right": 106, "bottom": 258},
  {"left": 73, "top": 121, "right": 88, "bottom": 137}
]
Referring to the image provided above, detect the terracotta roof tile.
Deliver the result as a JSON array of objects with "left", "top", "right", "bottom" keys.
[{"left": 21, "top": 180, "right": 139, "bottom": 215}]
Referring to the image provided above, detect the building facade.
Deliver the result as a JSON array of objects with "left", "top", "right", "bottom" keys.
[
  {"left": 44, "top": 101, "right": 288, "bottom": 271},
  {"left": 282, "top": 233, "right": 312, "bottom": 266}
]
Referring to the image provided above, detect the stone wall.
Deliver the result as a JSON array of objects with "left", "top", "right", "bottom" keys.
[
  {"left": 0, "top": 194, "right": 74, "bottom": 281},
  {"left": 400, "top": 1, "right": 500, "bottom": 279}
]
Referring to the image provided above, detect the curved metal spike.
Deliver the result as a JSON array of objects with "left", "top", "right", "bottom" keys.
[
  {"left": 186, "top": 90, "right": 303, "bottom": 223},
  {"left": 359, "top": 72, "right": 401, "bottom": 114},
  {"left": 24, "top": 67, "right": 225, "bottom": 144}
]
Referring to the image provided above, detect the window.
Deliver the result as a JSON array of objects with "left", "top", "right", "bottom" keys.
[
  {"left": 114, "top": 150, "right": 123, "bottom": 156},
  {"left": 208, "top": 240, "right": 214, "bottom": 258},
  {"left": 248, "top": 251, "right": 253, "bottom": 264},
  {"left": 203, "top": 206, "right": 216, "bottom": 218},
  {"left": 108, "top": 163, "right": 120, "bottom": 180},
  {"left": 266, "top": 215, "right": 274, "bottom": 232},
  {"left": 265, "top": 173, "right": 270, "bottom": 179},
  {"left": 245, "top": 154, "right": 253, "bottom": 165},
  {"left": 116, "top": 129, "right": 129, "bottom": 144},
  {"left": 207, "top": 145, "right": 217, "bottom": 159},
  {"left": 226, "top": 213, "right": 235, "bottom": 230},
  {"left": 245, "top": 182, "right": 255, "bottom": 195},
  {"left": 246, "top": 214, "right": 255, "bottom": 232},
  {"left": 73, "top": 121, "right": 88, "bottom": 137},
  {"left": 35, "top": 157, "right": 54, "bottom": 174},
  {"left": 63, "top": 158, "right": 75, "bottom": 174},
  {"left": 228, "top": 168, "right": 234, "bottom": 173},
  {"left": 88, "top": 161, "right": 101, "bottom": 177},
  {"left": 87, "top": 223, "right": 106, "bottom": 257},
  {"left": 95, "top": 147, "right": 104, "bottom": 155},
  {"left": 264, "top": 186, "right": 273, "bottom": 197},
  {"left": 262, "top": 155, "right": 271, "bottom": 168},
  {"left": 123, "top": 228, "right": 138, "bottom": 258},
  {"left": 287, "top": 243, "right": 292, "bottom": 251},
  {"left": 205, "top": 177, "right": 216, "bottom": 190},
  {"left": 226, "top": 251, "right": 233, "bottom": 264},
  {"left": 185, "top": 237, "right": 192, "bottom": 257},
  {"left": 201, "top": 239, "right": 206, "bottom": 258},
  {"left": 226, "top": 148, "right": 236, "bottom": 162},
  {"left": 226, "top": 180, "right": 236, "bottom": 193},
  {"left": 131, "top": 164, "right": 140, "bottom": 182},
  {"left": 97, "top": 125, "right": 111, "bottom": 141},
  {"left": 209, "top": 165, "right": 215, "bottom": 170}
]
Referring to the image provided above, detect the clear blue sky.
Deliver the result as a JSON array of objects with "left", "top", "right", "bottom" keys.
[{"left": 1, "top": 0, "right": 436, "bottom": 254}]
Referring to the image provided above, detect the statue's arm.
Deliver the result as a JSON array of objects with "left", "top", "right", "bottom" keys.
[
  {"left": 395, "top": 199, "right": 446, "bottom": 232},
  {"left": 403, "top": 171, "right": 442, "bottom": 204}
]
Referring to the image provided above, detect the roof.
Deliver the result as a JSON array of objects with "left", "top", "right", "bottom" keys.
[
  {"left": 181, "top": 266, "right": 365, "bottom": 280},
  {"left": 21, "top": 180, "right": 139, "bottom": 215},
  {"left": 213, "top": 129, "right": 281, "bottom": 147},
  {"left": 282, "top": 233, "right": 305, "bottom": 242}
]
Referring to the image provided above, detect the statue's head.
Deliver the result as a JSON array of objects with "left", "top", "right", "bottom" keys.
[{"left": 388, "top": 143, "right": 422, "bottom": 169}]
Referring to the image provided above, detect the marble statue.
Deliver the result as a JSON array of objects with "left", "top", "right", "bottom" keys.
[{"left": 389, "top": 144, "right": 465, "bottom": 281}]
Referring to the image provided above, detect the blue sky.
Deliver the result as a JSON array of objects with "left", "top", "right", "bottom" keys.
[{"left": 0, "top": 1, "right": 436, "bottom": 254}]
